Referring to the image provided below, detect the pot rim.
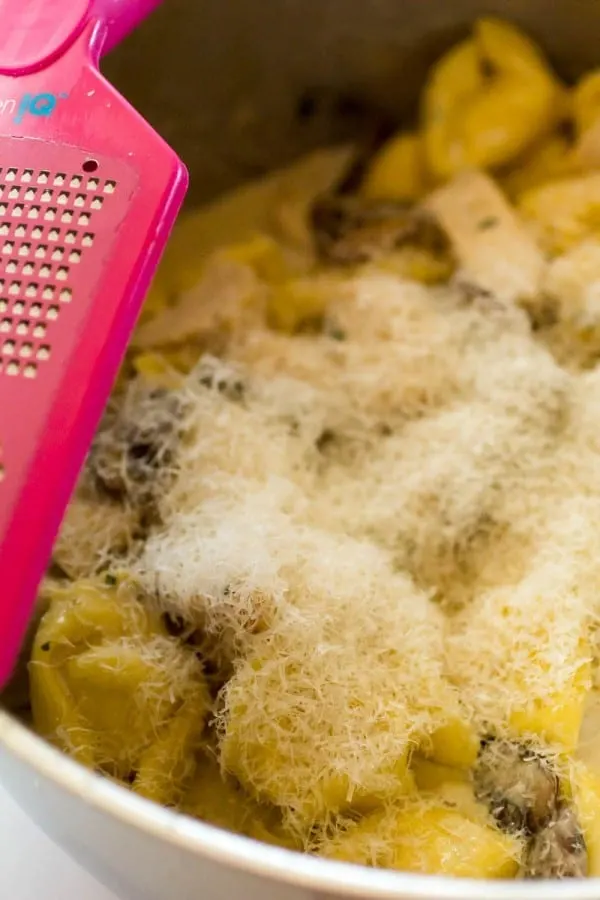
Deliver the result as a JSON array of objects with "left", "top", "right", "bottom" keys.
[{"left": 2, "top": 709, "right": 599, "bottom": 899}]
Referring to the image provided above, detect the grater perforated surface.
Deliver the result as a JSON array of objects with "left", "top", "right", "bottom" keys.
[
  {"left": 0, "top": 164, "right": 118, "bottom": 381},
  {"left": 0, "top": 137, "right": 137, "bottom": 493}
]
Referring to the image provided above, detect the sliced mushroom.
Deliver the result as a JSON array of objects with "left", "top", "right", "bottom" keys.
[
  {"left": 474, "top": 739, "right": 558, "bottom": 834},
  {"left": 89, "top": 385, "right": 188, "bottom": 524},
  {"left": 524, "top": 804, "right": 587, "bottom": 879},
  {"left": 311, "top": 194, "right": 450, "bottom": 266}
]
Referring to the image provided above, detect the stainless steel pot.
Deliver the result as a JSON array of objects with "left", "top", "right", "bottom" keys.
[{"left": 2, "top": 1, "right": 600, "bottom": 898}]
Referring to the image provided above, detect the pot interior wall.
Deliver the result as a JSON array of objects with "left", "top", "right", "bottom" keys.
[{"left": 104, "top": 0, "right": 600, "bottom": 208}]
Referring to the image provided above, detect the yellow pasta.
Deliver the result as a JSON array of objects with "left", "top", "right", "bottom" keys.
[
  {"left": 30, "top": 579, "right": 210, "bottom": 802},
  {"left": 518, "top": 173, "right": 600, "bottom": 253},
  {"left": 421, "top": 38, "right": 482, "bottom": 181},
  {"left": 421, "top": 18, "right": 564, "bottom": 181},
  {"left": 360, "top": 131, "right": 426, "bottom": 202},
  {"left": 574, "top": 70, "right": 600, "bottom": 136},
  {"left": 501, "top": 134, "right": 574, "bottom": 199},
  {"left": 322, "top": 802, "right": 522, "bottom": 877},
  {"left": 509, "top": 659, "right": 592, "bottom": 753}
]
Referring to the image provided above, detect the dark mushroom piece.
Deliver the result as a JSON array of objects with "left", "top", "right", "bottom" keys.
[
  {"left": 474, "top": 739, "right": 558, "bottom": 834},
  {"left": 89, "top": 385, "right": 188, "bottom": 525},
  {"left": 332, "top": 117, "right": 398, "bottom": 196},
  {"left": 524, "top": 804, "right": 588, "bottom": 879},
  {"left": 474, "top": 739, "right": 589, "bottom": 880},
  {"left": 310, "top": 193, "right": 450, "bottom": 266}
]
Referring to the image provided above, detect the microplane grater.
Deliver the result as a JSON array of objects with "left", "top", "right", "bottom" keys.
[{"left": 0, "top": 0, "right": 188, "bottom": 686}]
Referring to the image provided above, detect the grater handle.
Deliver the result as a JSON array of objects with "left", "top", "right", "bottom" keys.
[{"left": 94, "top": 0, "right": 164, "bottom": 54}]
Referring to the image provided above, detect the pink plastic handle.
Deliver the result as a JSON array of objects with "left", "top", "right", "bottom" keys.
[
  {"left": 0, "top": 0, "right": 92, "bottom": 75},
  {"left": 94, "top": 0, "right": 164, "bottom": 54},
  {"left": 0, "top": 0, "right": 162, "bottom": 74}
]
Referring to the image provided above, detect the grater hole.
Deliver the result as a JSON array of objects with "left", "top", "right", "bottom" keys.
[
  {"left": 24, "top": 363, "right": 37, "bottom": 378},
  {"left": 56, "top": 266, "right": 69, "bottom": 281},
  {"left": 24, "top": 189, "right": 36, "bottom": 202},
  {"left": 104, "top": 180, "right": 116, "bottom": 194},
  {"left": 35, "top": 245, "right": 47, "bottom": 258},
  {"left": 6, "top": 261, "right": 17, "bottom": 274},
  {"left": 65, "top": 230, "right": 77, "bottom": 244},
  {"left": 8, "top": 282, "right": 20, "bottom": 295},
  {"left": 39, "top": 265, "right": 51, "bottom": 278},
  {"left": 25, "top": 284, "right": 38, "bottom": 298},
  {"left": 8, "top": 187, "right": 20, "bottom": 200},
  {"left": 59, "top": 287, "right": 72, "bottom": 303},
  {"left": 19, "top": 342, "right": 33, "bottom": 358},
  {"left": 14, "top": 225, "right": 26, "bottom": 238},
  {"left": 53, "top": 174, "right": 66, "bottom": 187},
  {"left": 30, "top": 303, "right": 42, "bottom": 318},
  {"left": 41, "top": 190, "right": 52, "bottom": 203},
  {"left": 90, "top": 197, "right": 104, "bottom": 211},
  {"left": 74, "top": 194, "right": 85, "bottom": 208},
  {"left": 22, "top": 169, "right": 34, "bottom": 183},
  {"left": 42, "top": 286, "right": 55, "bottom": 300},
  {"left": 32, "top": 226, "right": 43, "bottom": 240},
  {"left": 37, "top": 171, "right": 50, "bottom": 184},
  {"left": 87, "top": 178, "right": 100, "bottom": 191},
  {"left": 2, "top": 339, "right": 15, "bottom": 355},
  {"left": 15, "top": 321, "right": 28, "bottom": 335},
  {"left": 19, "top": 243, "right": 31, "bottom": 256},
  {"left": 2, "top": 241, "right": 13, "bottom": 254},
  {"left": 58, "top": 191, "right": 69, "bottom": 206},
  {"left": 78, "top": 213, "right": 90, "bottom": 226},
  {"left": 69, "top": 250, "right": 81, "bottom": 264},
  {"left": 47, "top": 305, "right": 59, "bottom": 320},
  {"left": 12, "top": 204, "right": 24, "bottom": 217},
  {"left": 82, "top": 233, "right": 94, "bottom": 247},
  {"left": 70, "top": 175, "right": 82, "bottom": 188},
  {"left": 82, "top": 159, "right": 99, "bottom": 173},
  {"left": 48, "top": 229, "right": 59, "bottom": 242},
  {"left": 12, "top": 301, "right": 25, "bottom": 314},
  {"left": 44, "top": 208, "right": 57, "bottom": 222},
  {"left": 33, "top": 323, "right": 46, "bottom": 338},
  {"left": 6, "top": 360, "right": 19, "bottom": 375},
  {"left": 22, "top": 263, "right": 34, "bottom": 276},
  {"left": 0, "top": 318, "right": 11, "bottom": 332},
  {"left": 6, "top": 168, "right": 17, "bottom": 182},
  {"left": 51, "top": 247, "right": 64, "bottom": 261},
  {"left": 61, "top": 210, "right": 74, "bottom": 224},
  {"left": 36, "top": 345, "right": 50, "bottom": 361}
]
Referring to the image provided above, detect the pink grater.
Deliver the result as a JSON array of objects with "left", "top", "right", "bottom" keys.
[{"left": 0, "top": 0, "right": 188, "bottom": 686}]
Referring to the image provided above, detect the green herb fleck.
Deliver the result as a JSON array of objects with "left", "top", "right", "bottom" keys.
[
  {"left": 40, "top": 641, "right": 51, "bottom": 652},
  {"left": 105, "top": 573, "right": 117, "bottom": 586},
  {"left": 330, "top": 327, "right": 346, "bottom": 341},
  {"left": 477, "top": 216, "right": 499, "bottom": 231}
]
